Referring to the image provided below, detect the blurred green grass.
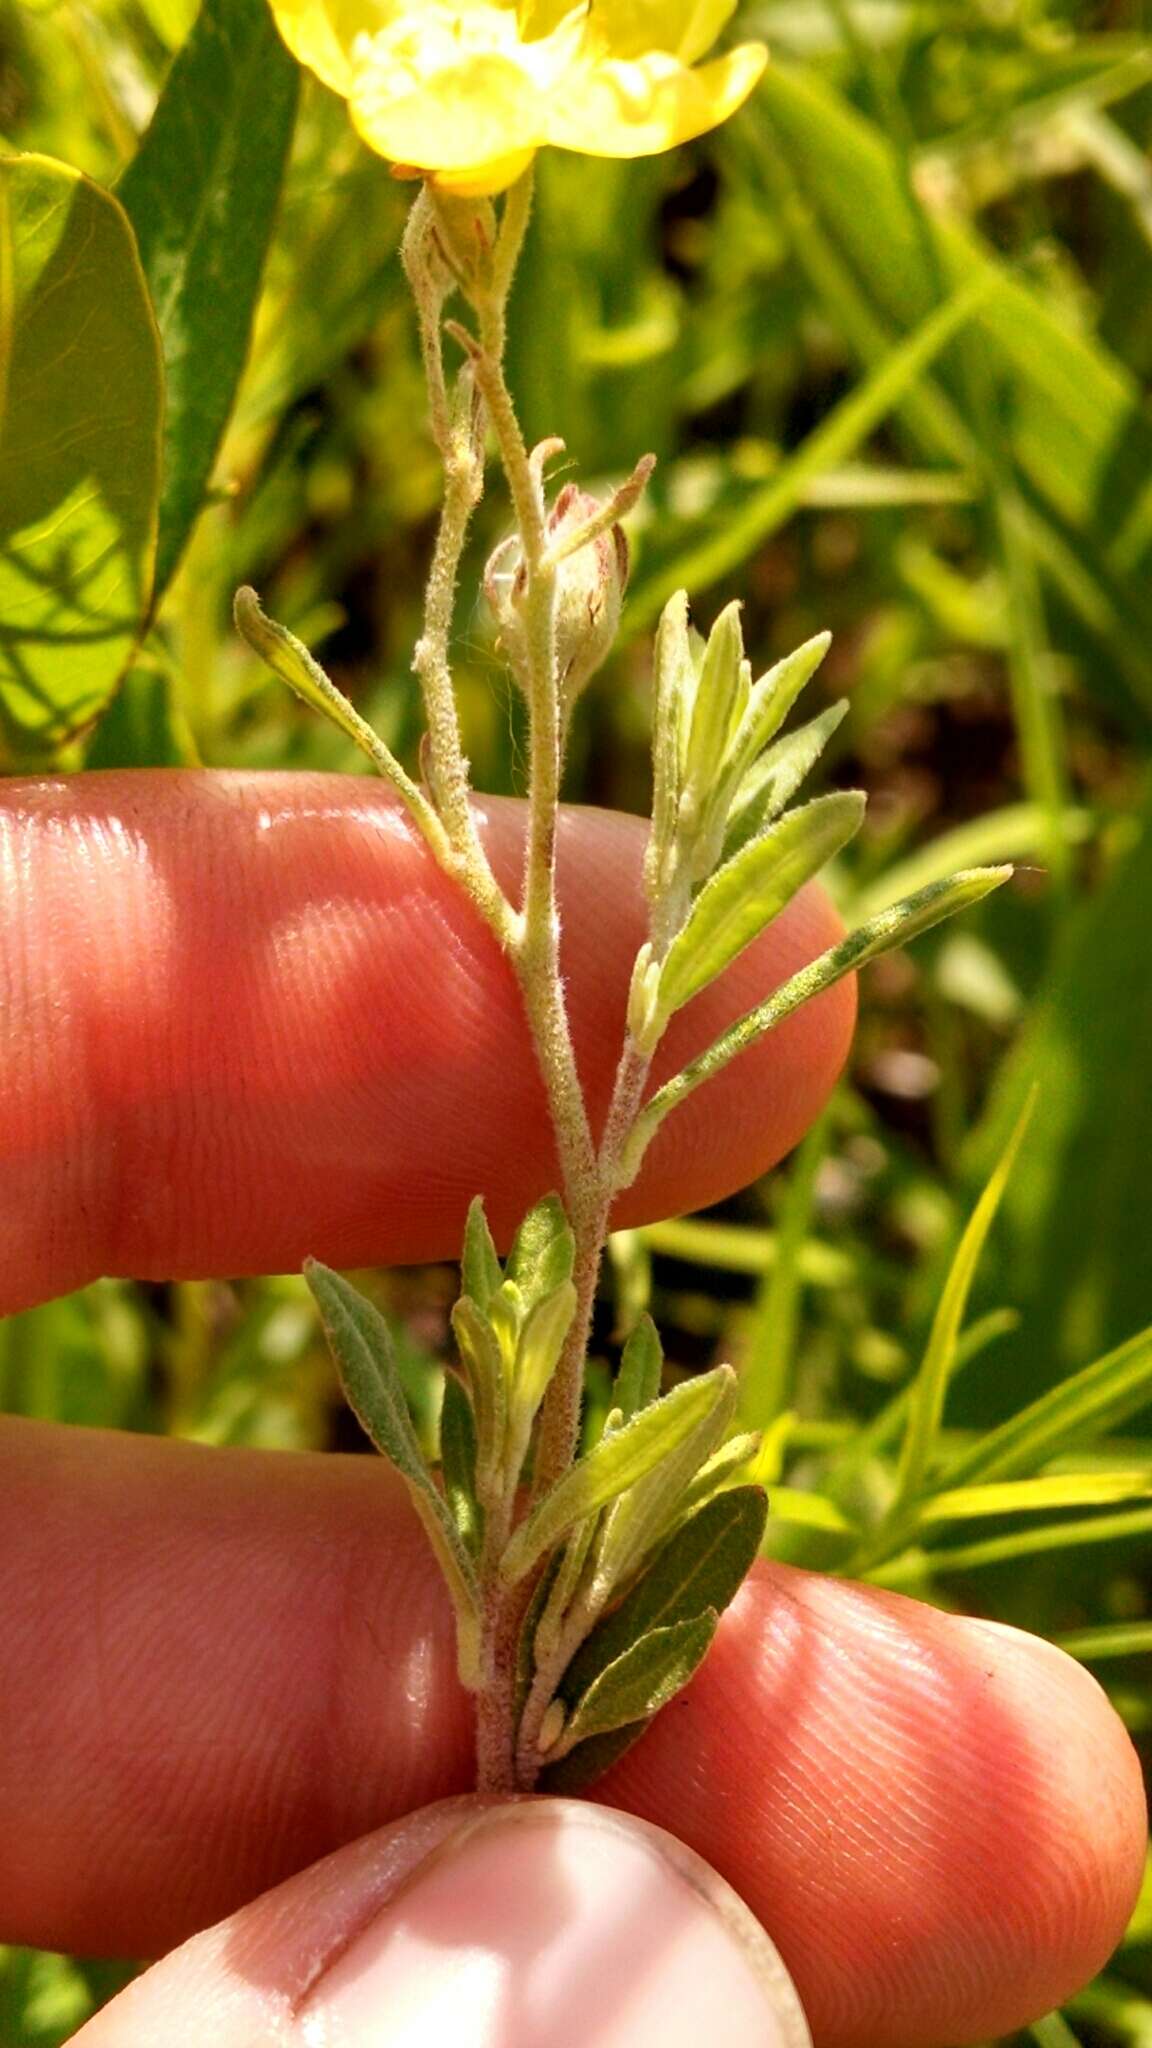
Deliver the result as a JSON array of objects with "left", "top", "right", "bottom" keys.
[{"left": 1, "top": 0, "right": 1150, "bottom": 2038}]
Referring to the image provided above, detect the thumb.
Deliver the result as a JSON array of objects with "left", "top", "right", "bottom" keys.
[{"left": 72, "top": 1796, "right": 811, "bottom": 2047}]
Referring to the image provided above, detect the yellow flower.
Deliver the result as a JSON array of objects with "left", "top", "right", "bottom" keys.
[{"left": 268, "top": 1, "right": 768, "bottom": 195}]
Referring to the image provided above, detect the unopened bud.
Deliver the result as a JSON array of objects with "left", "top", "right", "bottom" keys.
[
  {"left": 548, "top": 483, "right": 629, "bottom": 705},
  {"left": 484, "top": 484, "right": 629, "bottom": 707}
]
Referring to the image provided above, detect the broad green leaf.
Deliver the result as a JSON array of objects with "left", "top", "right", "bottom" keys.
[
  {"left": 500, "top": 1365, "right": 737, "bottom": 1582},
  {"left": 622, "top": 866, "right": 1011, "bottom": 1184},
  {"left": 921, "top": 1473, "right": 1152, "bottom": 1524},
  {"left": 440, "top": 1371, "right": 482, "bottom": 1554},
  {"left": 549, "top": 1613, "right": 717, "bottom": 1756},
  {"left": 0, "top": 154, "right": 162, "bottom": 763},
  {"left": 890, "top": 1093, "right": 1035, "bottom": 1510},
  {"left": 559, "top": 1487, "right": 767, "bottom": 1709},
  {"left": 935, "top": 1323, "right": 1152, "bottom": 1492},
  {"left": 118, "top": 0, "right": 299, "bottom": 598},
  {"left": 614, "top": 1314, "right": 663, "bottom": 1421},
  {"left": 462, "top": 1197, "right": 502, "bottom": 1313},
  {"left": 306, "top": 1261, "right": 481, "bottom": 1682},
  {"left": 589, "top": 1370, "right": 738, "bottom": 1604},
  {"left": 724, "top": 701, "right": 849, "bottom": 862},
  {"left": 506, "top": 1195, "right": 575, "bottom": 1305},
  {"left": 654, "top": 792, "right": 866, "bottom": 1023}
]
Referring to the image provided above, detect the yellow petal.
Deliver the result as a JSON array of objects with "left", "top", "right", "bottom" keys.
[
  {"left": 592, "top": 0, "right": 739, "bottom": 64},
  {"left": 266, "top": 0, "right": 369, "bottom": 96},
  {"left": 349, "top": 47, "right": 545, "bottom": 169},
  {"left": 428, "top": 148, "right": 540, "bottom": 195},
  {"left": 544, "top": 40, "right": 766, "bottom": 158}
]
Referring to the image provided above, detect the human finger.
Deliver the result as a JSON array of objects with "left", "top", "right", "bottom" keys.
[{"left": 0, "top": 771, "right": 853, "bottom": 1313}]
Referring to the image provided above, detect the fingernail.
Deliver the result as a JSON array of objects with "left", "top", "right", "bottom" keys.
[{"left": 300, "top": 1797, "right": 810, "bottom": 2046}]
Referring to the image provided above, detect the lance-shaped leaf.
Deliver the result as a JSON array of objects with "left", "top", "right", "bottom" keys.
[
  {"left": 622, "top": 866, "right": 1012, "bottom": 1184},
  {"left": 681, "top": 601, "right": 748, "bottom": 813},
  {"left": 501, "top": 1366, "right": 737, "bottom": 1582},
  {"left": 117, "top": 0, "right": 298, "bottom": 598},
  {"left": 588, "top": 1368, "right": 738, "bottom": 1607},
  {"left": 306, "top": 1261, "right": 482, "bottom": 1685},
  {"left": 722, "top": 632, "right": 832, "bottom": 797},
  {"left": 724, "top": 701, "right": 849, "bottom": 861},
  {"left": 672, "top": 1432, "right": 761, "bottom": 1524},
  {"left": 546, "top": 1613, "right": 718, "bottom": 1759},
  {"left": 451, "top": 1294, "right": 508, "bottom": 1496},
  {"left": 440, "top": 1371, "right": 482, "bottom": 1554},
  {"left": 506, "top": 1195, "right": 575, "bottom": 1304},
  {"left": 653, "top": 791, "right": 866, "bottom": 1026},
  {"left": 462, "top": 1196, "right": 502, "bottom": 1313},
  {"left": 0, "top": 155, "right": 162, "bottom": 763},
  {"left": 645, "top": 593, "right": 691, "bottom": 903},
  {"left": 234, "top": 588, "right": 443, "bottom": 843},
  {"left": 559, "top": 1486, "right": 768, "bottom": 1711},
  {"left": 516, "top": 1281, "right": 578, "bottom": 1422},
  {"left": 532, "top": 1509, "right": 602, "bottom": 1670},
  {"left": 614, "top": 1314, "right": 663, "bottom": 1422}
]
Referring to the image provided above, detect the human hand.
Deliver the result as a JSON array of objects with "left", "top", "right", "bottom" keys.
[{"left": 0, "top": 772, "right": 1143, "bottom": 2046}]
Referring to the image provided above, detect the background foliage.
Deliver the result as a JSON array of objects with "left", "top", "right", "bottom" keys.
[{"left": 1, "top": 0, "right": 1150, "bottom": 2038}]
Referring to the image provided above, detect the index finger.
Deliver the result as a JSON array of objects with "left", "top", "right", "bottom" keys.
[{"left": 0, "top": 768, "right": 854, "bottom": 1311}]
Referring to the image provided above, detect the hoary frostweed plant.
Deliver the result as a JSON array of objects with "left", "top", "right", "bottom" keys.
[{"left": 237, "top": 1, "right": 1011, "bottom": 1794}]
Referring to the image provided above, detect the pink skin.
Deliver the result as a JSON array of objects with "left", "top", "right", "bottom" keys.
[{"left": 0, "top": 773, "right": 1144, "bottom": 2046}]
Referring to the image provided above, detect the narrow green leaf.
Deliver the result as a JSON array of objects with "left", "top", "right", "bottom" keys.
[
  {"left": 451, "top": 1293, "right": 508, "bottom": 1493},
  {"left": 937, "top": 1322, "right": 1152, "bottom": 1491},
  {"left": 440, "top": 1371, "right": 482, "bottom": 1554},
  {"left": 646, "top": 592, "right": 689, "bottom": 900},
  {"left": 118, "top": 0, "right": 299, "bottom": 598},
  {"left": 880, "top": 1505, "right": 1152, "bottom": 1582},
  {"left": 514, "top": 1280, "right": 578, "bottom": 1422},
  {"left": 506, "top": 1195, "right": 575, "bottom": 1304},
  {"left": 233, "top": 588, "right": 445, "bottom": 843},
  {"left": 891, "top": 1092, "right": 1035, "bottom": 1509},
  {"left": 723, "top": 701, "right": 849, "bottom": 861},
  {"left": 532, "top": 1509, "right": 602, "bottom": 1670},
  {"left": 723, "top": 632, "right": 832, "bottom": 794},
  {"left": 589, "top": 1371, "right": 738, "bottom": 1605},
  {"left": 673, "top": 1432, "right": 761, "bottom": 1521},
  {"left": 1054, "top": 1623, "right": 1152, "bottom": 1662},
  {"left": 462, "top": 1196, "right": 502, "bottom": 1312},
  {"left": 921, "top": 1472, "right": 1152, "bottom": 1523},
  {"left": 306, "top": 1261, "right": 481, "bottom": 1682},
  {"left": 0, "top": 155, "right": 162, "bottom": 763},
  {"left": 626, "top": 276, "right": 994, "bottom": 631},
  {"left": 655, "top": 792, "right": 866, "bottom": 1022},
  {"left": 559, "top": 1487, "right": 767, "bottom": 1709},
  {"left": 682, "top": 600, "right": 747, "bottom": 800},
  {"left": 614, "top": 1314, "right": 663, "bottom": 1420},
  {"left": 623, "top": 865, "right": 1012, "bottom": 1185},
  {"left": 768, "top": 1486, "right": 856, "bottom": 1533},
  {"left": 501, "top": 1365, "right": 737, "bottom": 1582},
  {"left": 551, "top": 1612, "right": 718, "bottom": 1755}
]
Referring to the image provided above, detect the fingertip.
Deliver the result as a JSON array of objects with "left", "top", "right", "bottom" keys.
[{"left": 77, "top": 1799, "right": 811, "bottom": 2048}]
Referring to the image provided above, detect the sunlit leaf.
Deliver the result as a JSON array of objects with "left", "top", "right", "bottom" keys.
[
  {"left": 440, "top": 1370, "right": 482, "bottom": 1554},
  {"left": 654, "top": 791, "right": 865, "bottom": 1023},
  {"left": 0, "top": 154, "right": 162, "bottom": 763},
  {"left": 118, "top": 0, "right": 299, "bottom": 597},
  {"left": 723, "top": 699, "right": 848, "bottom": 861},
  {"left": 500, "top": 1365, "right": 737, "bottom": 1581},
  {"left": 613, "top": 1313, "right": 663, "bottom": 1421},
  {"left": 548, "top": 1611, "right": 717, "bottom": 1756}
]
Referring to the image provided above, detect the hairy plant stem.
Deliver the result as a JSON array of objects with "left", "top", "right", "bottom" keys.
[{"left": 408, "top": 168, "right": 662, "bottom": 1791}]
